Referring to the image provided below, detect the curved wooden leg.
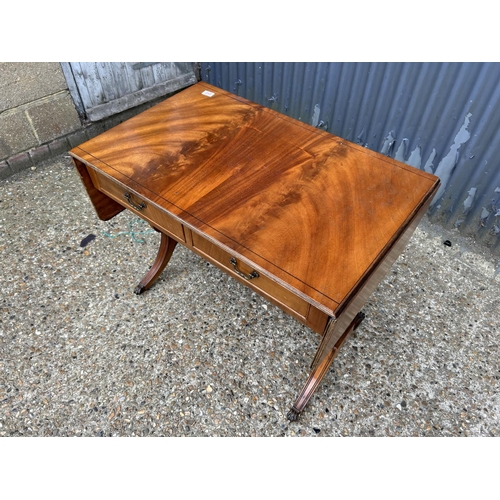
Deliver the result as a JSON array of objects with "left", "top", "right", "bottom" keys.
[
  {"left": 134, "top": 231, "right": 178, "bottom": 294},
  {"left": 287, "top": 311, "right": 365, "bottom": 421}
]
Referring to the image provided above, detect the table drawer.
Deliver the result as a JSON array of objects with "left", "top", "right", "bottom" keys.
[
  {"left": 89, "top": 168, "right": 185, "bottom": 242},
  {"left": 191, "top": 232, "right": 309, "bottom": 318}
]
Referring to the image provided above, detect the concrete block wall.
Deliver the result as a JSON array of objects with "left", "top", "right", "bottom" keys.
[{"left": 0, "top": 62, "right": 170, "bottom": 180}]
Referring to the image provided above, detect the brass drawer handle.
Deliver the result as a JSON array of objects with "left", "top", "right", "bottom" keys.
[
  {"left": 230, "top": 257, "right": 259, "bottom": 280},
  {"left": 124, "top": 192, "right": 146, "bottom": 211}
]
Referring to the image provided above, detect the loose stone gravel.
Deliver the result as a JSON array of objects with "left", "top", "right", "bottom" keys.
[{"left": 1, "top": 155, "right": 499, "bottom": 437}]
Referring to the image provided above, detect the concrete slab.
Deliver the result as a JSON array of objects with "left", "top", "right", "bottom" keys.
[
  {"left": 0, "top": 108, "right": 38, "bottom": 159},
  {"left": 0, "top": 63, "right": 67, "bottom": 112},
  {"left": 26, "top": 92, "right": 81, "bottom": 144}
]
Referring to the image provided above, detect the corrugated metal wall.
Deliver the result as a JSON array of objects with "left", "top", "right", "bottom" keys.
[{"left": 201, "top": 62, "right": 500, "bottom": 253}]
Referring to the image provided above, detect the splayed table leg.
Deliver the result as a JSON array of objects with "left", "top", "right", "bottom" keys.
[
  {"left": 134, "top": 230, "right": 178, "bottom": 295},
  {"left": 287, "top": 311, "right": 365, "bottom": 421}
]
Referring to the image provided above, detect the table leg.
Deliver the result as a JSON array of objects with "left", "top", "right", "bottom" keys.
[
  {"left": 134, "top": 231, "right": 178, "bottom": 295},
  {"left": 287, "top": 311, "right": 365, "bottom": 421}
]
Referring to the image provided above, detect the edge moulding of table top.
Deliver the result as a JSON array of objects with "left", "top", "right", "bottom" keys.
[{"left": 69, "top": 81, "right": 440, "bottom": 422}]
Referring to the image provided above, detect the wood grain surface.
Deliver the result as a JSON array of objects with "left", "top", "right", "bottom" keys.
[{"left": 70, "top": 82, "right": 440, "bottom": 317}]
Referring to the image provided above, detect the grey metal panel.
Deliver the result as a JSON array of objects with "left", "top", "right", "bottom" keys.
[
  {"left": 64, "top": 62, "right": 197, "bottom": 122},
  {"left": 201, "top": 62, "right": 500, "bottom": 252}
]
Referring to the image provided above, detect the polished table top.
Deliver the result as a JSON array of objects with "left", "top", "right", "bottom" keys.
[
  {"left": 70, "top": 81, "right": 441, "bottom": 420},
  {"left": 72, "top": 82, "right": 439, "bottom": 318}
]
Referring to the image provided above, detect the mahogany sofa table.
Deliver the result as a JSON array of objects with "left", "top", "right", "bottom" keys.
[{"left": 69, "top": 82, "right": 440, "bottom": 420}]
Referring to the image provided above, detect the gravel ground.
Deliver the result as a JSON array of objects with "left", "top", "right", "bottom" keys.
[{"left": 1, "top": 155, "right": 499, "bottom": 437}]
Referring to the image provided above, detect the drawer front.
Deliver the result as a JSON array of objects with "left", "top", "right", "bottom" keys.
[
  {"left": 89, "top": 168, "right": 185, "bottom": 242},
  {"left": 191, "top": 231, "right": 309, "bottom": 318}
]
